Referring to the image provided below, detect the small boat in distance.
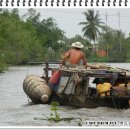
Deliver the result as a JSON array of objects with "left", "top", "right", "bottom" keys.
[{"left": 23, "top": 62, "right": 130, "bottom": 109}]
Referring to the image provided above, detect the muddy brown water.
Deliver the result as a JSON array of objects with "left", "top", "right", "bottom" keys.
[{"left": 0, "top": 63, "right": 130, "bottom": 127}]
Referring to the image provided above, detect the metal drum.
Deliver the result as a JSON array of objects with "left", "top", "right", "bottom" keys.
[{"left": 23, "top": 75, "right": 52, "bottom": 103}]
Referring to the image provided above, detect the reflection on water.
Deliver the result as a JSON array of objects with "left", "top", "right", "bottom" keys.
[{"left": 0, "top": 63, "right": 130, "bottom": 126}]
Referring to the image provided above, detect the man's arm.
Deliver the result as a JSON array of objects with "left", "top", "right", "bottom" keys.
[
  {"left": 61, "top": 51, "right": 70, "bottom": 65},
  {"left": 82, "top": 53, "right": 87, "bottom": 66}
]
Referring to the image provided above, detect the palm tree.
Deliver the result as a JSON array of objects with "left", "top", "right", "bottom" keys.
[{"left": 79, "top": 9, "right": 105, "bottom": 42}]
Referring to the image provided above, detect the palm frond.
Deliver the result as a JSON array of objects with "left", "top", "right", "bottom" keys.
[{"left": 79, "top": 9, "right": 105, "bottom": 42}]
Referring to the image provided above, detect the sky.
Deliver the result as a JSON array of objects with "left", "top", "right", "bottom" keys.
[{"left": 19, "top": 8, "right": 130, "bottom": 38}]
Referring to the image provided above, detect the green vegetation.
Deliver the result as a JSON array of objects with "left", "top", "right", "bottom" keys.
[
  {"left": 79, "top": 9, "right": 105, "bottom": 42},
  {"left": 34, "top": 102, "right": 82, "bottom": 125},
  {"left": 88, "top": 55, "right": 109, "bottom": 63},
  {"left": 0, "top": 9, "right": 65, "bottom": 72},
  {"left": 79, "top": 9, "right": 130, "bottom": 63},
  {"left": 0, "top": 9, "right": 130, "bottom": 72},
  {"left": 49, "top": 102, "right": 60, "bottom": 122}
]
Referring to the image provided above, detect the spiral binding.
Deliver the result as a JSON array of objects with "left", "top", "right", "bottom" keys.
[{"left": 0, "top": 0, "right": 129, "bottom": 7}]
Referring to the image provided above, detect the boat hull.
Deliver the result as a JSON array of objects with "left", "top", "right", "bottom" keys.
[
  {"left": 50, "top": 93, "right": 130, "bottom": 109},
  {"left": 23, "top": 74, "right": 130, "bottom": 109}
]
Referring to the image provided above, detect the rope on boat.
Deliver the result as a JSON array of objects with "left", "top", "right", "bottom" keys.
[
  {"left": 24, "top": 62, "right": 31, "bottom": 103},
  {"left": 111, "top": 96, "right": 117, "bottom": 109}
]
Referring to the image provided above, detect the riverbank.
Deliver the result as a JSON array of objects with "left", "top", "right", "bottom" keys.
[
  {"left": 88, "top": 56, "right": 130, "bottom": 63},
  {"left": 0, "top": 62, "right": 8, "bottom": 73}
]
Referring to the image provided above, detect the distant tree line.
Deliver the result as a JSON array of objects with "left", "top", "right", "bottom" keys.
[
  {"left": 0, "top": 9, "right": 130, "bottom": 72},
  {"left": 0, "top": 9, "right": 65, "bottom": 72}
]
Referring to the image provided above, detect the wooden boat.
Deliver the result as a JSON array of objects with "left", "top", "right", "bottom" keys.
[{"left": 23, "top": 62, "right": 130, "bottom": 109}]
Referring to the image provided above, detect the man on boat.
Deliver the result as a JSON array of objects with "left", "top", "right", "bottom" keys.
[
  {"left": 48, "top": 42, "right": 87, "bottom": 94},
  {"left": 61, "top": 41, "right": 87, "bottom": 68}
]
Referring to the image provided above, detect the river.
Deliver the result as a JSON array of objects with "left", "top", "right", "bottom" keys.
[{"left": 0, "top": 63, "right": 130, "bottom": 127}]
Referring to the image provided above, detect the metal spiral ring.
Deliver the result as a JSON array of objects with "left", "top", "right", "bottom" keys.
[{"left": 0, "top": 0, "right": 129, "bottom": 8}]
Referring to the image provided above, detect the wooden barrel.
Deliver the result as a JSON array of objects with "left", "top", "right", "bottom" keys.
[{"left": 23, "top": 75, "right": 52, "bottom": 103}]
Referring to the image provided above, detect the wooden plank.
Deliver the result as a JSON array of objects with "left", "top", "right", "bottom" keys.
[{"left": 59, "top": 68, "right": 114, "bottom": 78}]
